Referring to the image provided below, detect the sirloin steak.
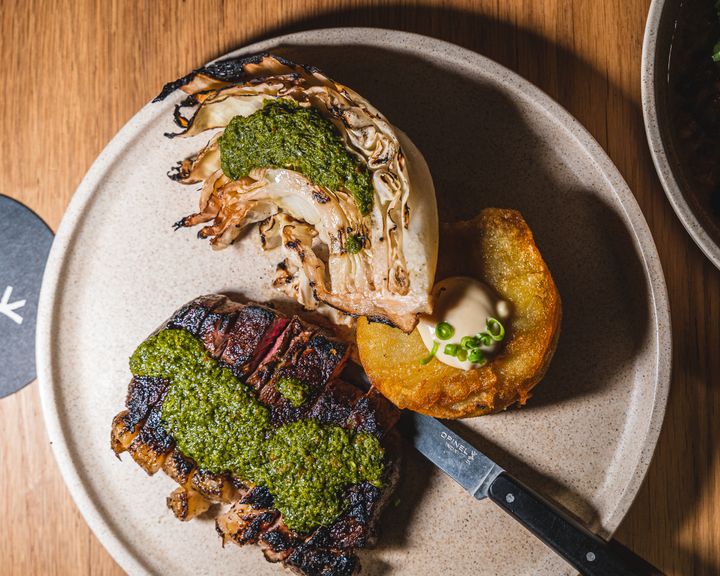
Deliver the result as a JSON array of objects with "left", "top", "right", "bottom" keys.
[{"left": 111, "top": 294, "right": 401, "bottom": 576}]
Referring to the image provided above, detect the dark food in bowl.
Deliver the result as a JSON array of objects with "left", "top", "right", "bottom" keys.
[
  {"left": 111, "top": 294, "right": 401, "bottom": 576},
  {"left": 670, "top": 0, "right": 720, "bottom": 219}
]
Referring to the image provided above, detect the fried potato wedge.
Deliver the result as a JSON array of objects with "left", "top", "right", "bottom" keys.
[{"left": 357, "top": 208, "right": 561, "bottom": 418}]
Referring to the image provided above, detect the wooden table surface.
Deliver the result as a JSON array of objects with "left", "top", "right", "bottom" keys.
[{"left": 1, "top": 0, "right": 718, "bottom": 574}]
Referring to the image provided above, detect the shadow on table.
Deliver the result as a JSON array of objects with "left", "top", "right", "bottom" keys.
[{"left": 214, "top": 5, "right": 714, "bottom": 575}]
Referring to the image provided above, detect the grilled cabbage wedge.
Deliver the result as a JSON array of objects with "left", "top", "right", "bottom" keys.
[
  {"left": 157, "top": 54, "right": 438, "bottom": 332},
  {"left": 357, "top": 208, "right": 561, "bottom": 419}
]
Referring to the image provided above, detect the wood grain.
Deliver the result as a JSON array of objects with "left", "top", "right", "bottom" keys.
[{"left": 0, "top": 1, "right": 718, "bottom": 574}]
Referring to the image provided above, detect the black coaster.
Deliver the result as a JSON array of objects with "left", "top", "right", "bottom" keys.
[{"left": 0, "top": 195, "right": 54, "bottom": 398}]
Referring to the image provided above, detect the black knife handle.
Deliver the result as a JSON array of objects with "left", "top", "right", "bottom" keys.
[{"left": 488, "top": 473, "right": 663, "bottom": 576}]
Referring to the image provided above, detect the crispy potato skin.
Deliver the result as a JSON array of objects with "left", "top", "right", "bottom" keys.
[{"left": 357, "top": 208, "right": 561, "bottom": 418}]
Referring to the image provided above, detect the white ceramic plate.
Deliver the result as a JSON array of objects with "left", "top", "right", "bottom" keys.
[{"left": 38, "top": 29, "right": 671, "bottom": 576}]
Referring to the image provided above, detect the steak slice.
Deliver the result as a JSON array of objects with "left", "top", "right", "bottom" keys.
[
  {"left": 191, "top": 298, "right": 245, "bottom": 358},
  {"left": 221, "top": 303, "right": 290, "bottom": 378},
  {"left": 306, "top": 380, "right": 365, "bottom": 429},
  {"left": 167, "top": 294, "right": 289, "bottom": 374},
  {"left": 111, "top": 294, "right": 401, "bottom": 576},
  {"left": 348, "top": 387, "right": 402, "bottom": 438},
  {"left": 248, "top": 318, "right": 314, "bottom": 393},
  {"left": 284, "top": 531, "right": 358, "bottom": 576},
  {"left": 259, "top": 330, "right": 352, "bottom": 425},
  {"left": 165, "top": 294, "right": 226, "bottom": 335}
]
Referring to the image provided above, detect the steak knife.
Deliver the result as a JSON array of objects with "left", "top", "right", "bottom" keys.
[{"left": 411, "top": 413, "right": 662, "bottom": 576}]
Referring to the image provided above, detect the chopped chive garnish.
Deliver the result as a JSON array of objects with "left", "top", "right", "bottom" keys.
[
  {"left": 436, "top": 321, "right": 455, "bottom": 340},
  {"left": 444, "top": 343, "right": 460, "bottom": 357},
  {"left": 486, "top": 318, "right": 505, "bottom": 341},
  {"left": 421, "top": 315, "right": 506, "bottom": 368},
  {"left": 420, "top": 340, "right": 439, "bottom": 365},
  {"left": 478, "top": 332, "right": 493, "bottom": 347},
  {"left": 468, "top": 348, "right": 486, "bottom": 364}
]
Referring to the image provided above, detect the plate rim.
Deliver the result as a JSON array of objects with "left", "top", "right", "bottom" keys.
[
  {"left": 641, "top": 0, "right": 720, "bottom": 270},
  {"left": 37, "top": 27, "right": 672, "bottom": 576}
]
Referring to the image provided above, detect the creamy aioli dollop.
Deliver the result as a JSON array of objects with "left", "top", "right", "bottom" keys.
[{"left": 418, "top": 276, "right": 510, "bottom": 370}]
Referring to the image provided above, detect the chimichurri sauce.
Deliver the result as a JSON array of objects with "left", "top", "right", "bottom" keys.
[
  {"left": 277, "top": 375, "right": 310, "bottom": 408},
  {"left": 218, "top": 98, "right": 374, "bottom": 216},
  {"left": 129, "top": 328, "right": 385, "bottom": 533}
]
